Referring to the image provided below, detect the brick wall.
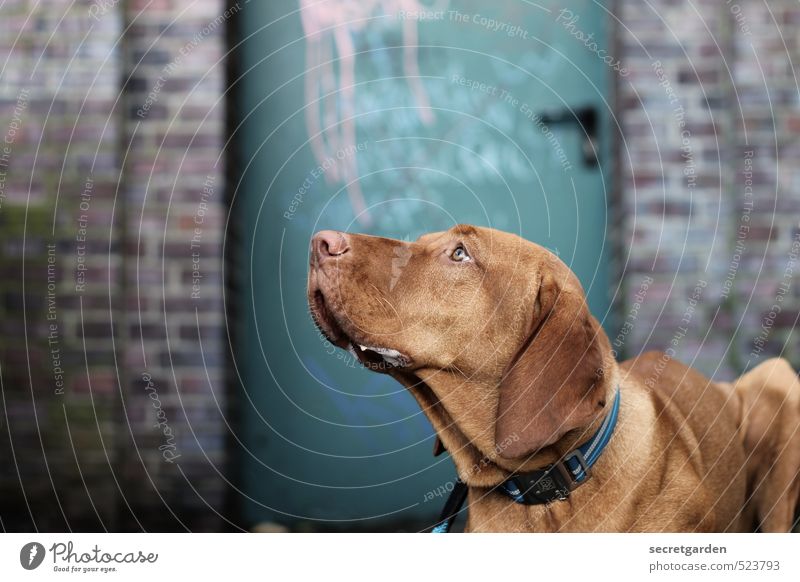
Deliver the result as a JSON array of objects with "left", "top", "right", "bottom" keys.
[
  {"left": 0, "top": 0, "right": 231, "bottom": 531},
  {"left": 617, "top": 0, "right": 800, "bottom": 381}
]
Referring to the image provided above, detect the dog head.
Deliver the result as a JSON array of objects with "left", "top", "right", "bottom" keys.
[{"left": 307, "top": 225, "right": 616, "bottom": 475}]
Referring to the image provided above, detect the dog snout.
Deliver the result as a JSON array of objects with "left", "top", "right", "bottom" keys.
[{"left": 311, "top": 230, "right": 350, "bottom": 266}]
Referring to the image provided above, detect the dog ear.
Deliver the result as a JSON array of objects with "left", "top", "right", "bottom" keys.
[{"left": 495, "top": 272, "right": 607, "bottom": 459}]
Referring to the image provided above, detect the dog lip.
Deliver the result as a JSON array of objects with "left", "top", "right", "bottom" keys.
[
  {"left": 309, "top": 283, "right": 412, "bottom": 370},
  {"left": 310, "top": 288, "right": 348, "bottom": 347}
]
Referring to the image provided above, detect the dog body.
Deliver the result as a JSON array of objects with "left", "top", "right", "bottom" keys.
[
  {"left": 464, "top": 354, "right": 745, "bottom": 532},
  {"left": 307, "top": 225, "right": 800, "bottom": 532}
]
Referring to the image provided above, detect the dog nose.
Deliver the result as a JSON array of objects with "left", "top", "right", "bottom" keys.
[{"left": 312, "top": 230, "right": 350, "bottom": 264}]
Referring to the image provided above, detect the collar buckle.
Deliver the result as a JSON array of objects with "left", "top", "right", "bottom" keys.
[
  {"left": 559, "top": 448, "right": 592, "bottom": 486},
  {"left": 539, "top": 449, "right": 592, "bottom": 502},
  {"left": 507, "top": 461, "right": 574, "bottom": 504},
  {"left": 542, "top": 443, "right": 592, "bottom": 501}
]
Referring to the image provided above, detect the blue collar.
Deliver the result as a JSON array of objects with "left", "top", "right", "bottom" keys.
[
  {"left": 432, "top": 388, "right": 621, "bottom": 533},
  {"left": 500, "top": 387, "right": 621, "bottom": 505}
]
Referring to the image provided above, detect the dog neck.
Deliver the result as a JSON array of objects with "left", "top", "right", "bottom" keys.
[{"left": 393, "top": 360, "right": 622, "bottom": 489}]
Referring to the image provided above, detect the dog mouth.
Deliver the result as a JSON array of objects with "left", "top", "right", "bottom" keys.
[{"left": 310, "top": 289, "right": 411, "bottom": 372}]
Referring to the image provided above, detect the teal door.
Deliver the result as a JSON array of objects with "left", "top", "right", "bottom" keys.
[{"left": 235, "top": 0, "right": 613, "bottom": 529}]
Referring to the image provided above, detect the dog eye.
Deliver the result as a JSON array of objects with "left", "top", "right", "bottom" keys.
[{"left": 450, "top": 245, "right": 471, "bottom": 262}]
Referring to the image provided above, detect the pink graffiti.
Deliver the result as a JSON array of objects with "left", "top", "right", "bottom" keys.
[{"left": 301, "top": 0, "right": 442, "bottom": 225}]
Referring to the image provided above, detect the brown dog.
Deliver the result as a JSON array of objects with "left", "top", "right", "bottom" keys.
[{"left": 307, "top": 224, "right": 800, "bottom": 532}]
